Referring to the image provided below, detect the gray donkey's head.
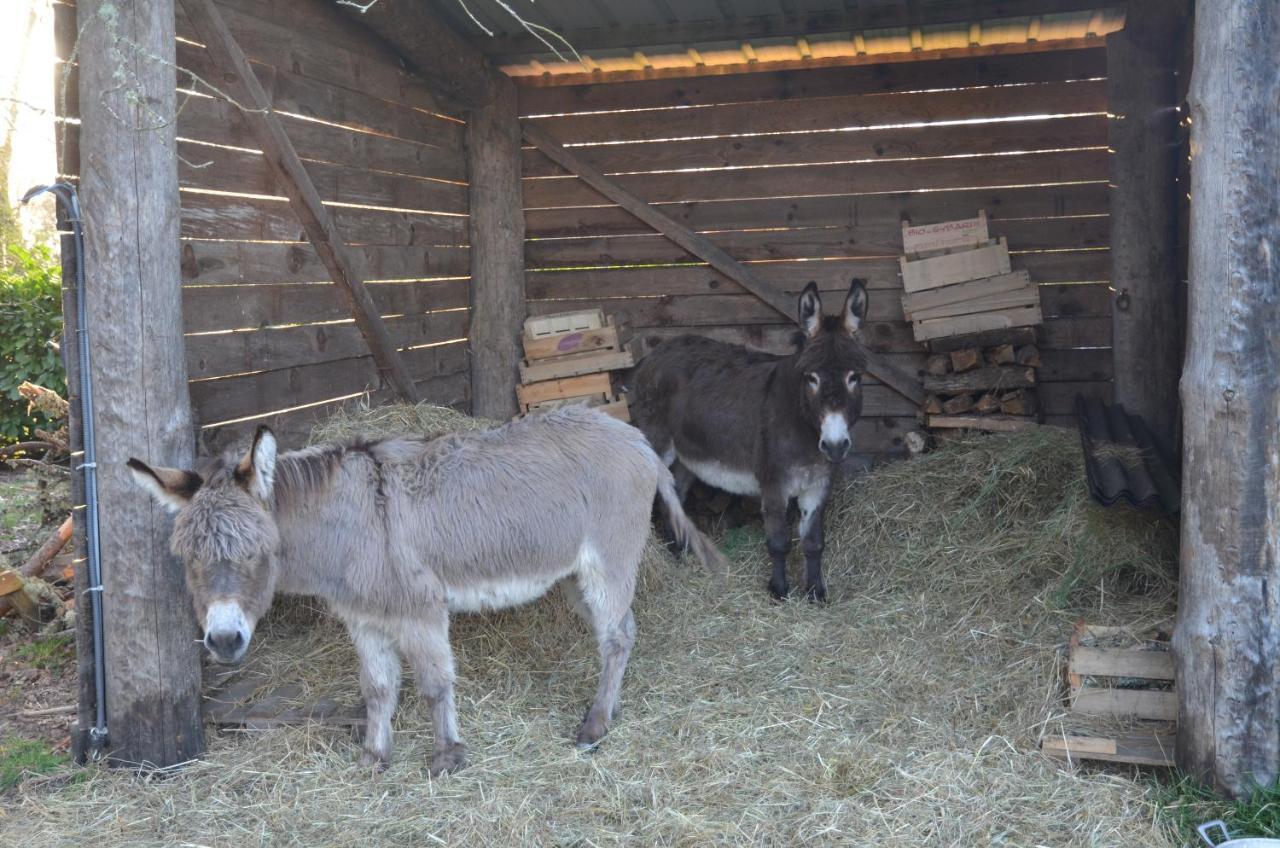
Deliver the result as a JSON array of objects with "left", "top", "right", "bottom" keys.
[{"left": 128, "top": 426, "right": 282, "bottom": 664}]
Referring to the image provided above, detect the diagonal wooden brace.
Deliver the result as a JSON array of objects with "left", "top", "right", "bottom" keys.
[
  {"left": 520, "top": 122, "right": 925, "bottom": 406},
  {"left": 179, "top": 0, "right": 421, "bottom": 404}
]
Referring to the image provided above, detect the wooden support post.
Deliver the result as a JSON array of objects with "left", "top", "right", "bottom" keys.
[
  {"left": 1174, "top": 0, "right": 1280, "bottom": 799},
  {"left": 1108, "top": 0, "right": 1184, "bottom": 451},
  {"left": 521, "top": 123, "right": 925, "bottom": 406},
  {"left": 467, "top": 79, "right": 525, "bottom": 419},
  {"left": 180, "top": 0, "right": 421, "bottom": 404},
  {"left": 77, "top": 0, "right": 203, "bottom": 766}
]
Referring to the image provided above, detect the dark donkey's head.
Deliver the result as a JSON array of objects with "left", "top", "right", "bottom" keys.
[
  {"left": 127, "top": 427, "right": 284, "bottom": 664},
  {"left": 792, "top": 279, "right": 869, "bottom": 463}
]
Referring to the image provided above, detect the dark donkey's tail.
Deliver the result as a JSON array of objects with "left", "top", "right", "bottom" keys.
[{"left": 655, "top": 462, "right": 729, "bottom": 576}]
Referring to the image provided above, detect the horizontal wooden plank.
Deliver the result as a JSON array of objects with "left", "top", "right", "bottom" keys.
[
  {"left": 519, "top": 114, "right": 1108, "bottom": 179},
  {"left": 913, "top": 304, "right": 1042, "bottom": 342},
  {"left": 902, "top": 271, "right": 1030, "bottom": 316},
  {"left": 924, "top": 366, "right": 1037, "bottom": 393},
  {"left": 525, "top": 218, "right": 1109, "bottom": 269},
  {"left": 191, "top": 342, "right": 468, "bottom": 425},
  {"left": 181, "top": 240, "right": 469, "bottom": 286},
  {"left": 909, "top": 287, "right": 1040, "bottom": 322},
  {"left": 186, "top": 310, "right": 470, "bottom": 379},
  {"left": 176, "top": 96, "right": 466, "bottom": 182},
  {"left": 176, "top": 40, "right": 464, "bottom": 150},
  {"left": 1041, "top": 733, "right": 1175, "bottom": 767},
  {"left": 517, "top": 373, "right": 613, "bottom": 406},
  {"left": 519, "top": 349, "right": 634, "bottom": 384},
  {"left": 1070, "top": 646, "right": 1175, "bottom": 680},
  {"left": 902, "top": 239, "right": 1011, "bottom": 293},
  {"left": 928, "top": 414, "right": 1036, "bottom": 432},
  {"left": 183, "top": 279, "right": 470, "bottom": 334},
  {"left": 178, "top": 142, "right": 468, "bottom": 214},
  {"left": 1070, "top": 688, "right": 1178, "bottom": 721},
  {"left": 174, "top": 0, "right": 455, "bottom": 118},
  {"left": 523, "top": 79, "right": 1106, "bottom": 146},
  {"left": 1039, "top": 316, "right": 1112, "bottom": 349},
  {"left": 518, "top": 49, "right": 1107, "bottom": 116},
  {"left": 523, "top": 150, "right": 1110, "bottom": 209},
  {"left": 181, "top": 193, "right": 468, "bottom": 246},
  {"left": 524, "top": 183, "right": 1110, "bottom": 240},
  {"left": 527, "top": 252, "right": 1108, "bottom": 304},
  {"left": 199, "top": 371, "right": 471, "bottom": 453},
  {"left": 1039, "top": 282, "right": 1113, "bottom": 318}
]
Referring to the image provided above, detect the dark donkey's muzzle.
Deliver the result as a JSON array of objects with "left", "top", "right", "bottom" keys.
[{"left": 818, "top": 411, "right": 853, "bottom": 462}]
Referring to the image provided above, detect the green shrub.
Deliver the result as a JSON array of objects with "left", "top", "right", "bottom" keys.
[{"left": 0, "top": 245, "right": 65, "bottom": 444}]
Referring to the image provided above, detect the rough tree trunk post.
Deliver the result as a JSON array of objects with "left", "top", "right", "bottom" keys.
[
  {"left": 467, "top": 78, "right": 526, "bottom": 419},
  {"left": 1107, "top": 0, "right": 1183, "bottom": 452},
  {"left": 1174, "top": 0, "right": 1280, "bottom": 798},
  {"left": 78, "top": 0, "right": 204, "bottom": 766}
]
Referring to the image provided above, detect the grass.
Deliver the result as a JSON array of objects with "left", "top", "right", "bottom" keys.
[
  {"left": 1159, "top": 775, "right": 1280, "bottom": 842},
  {"left": 13, "top": 632, "right": 74, "bottom": 671},
  {"left": 0, "top": 739, "right": 67, "bottom": 792}
]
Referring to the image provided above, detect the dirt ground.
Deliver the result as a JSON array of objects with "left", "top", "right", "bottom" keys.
[{"left": 0, "top": 468, "right": 77, "bottom": 777}]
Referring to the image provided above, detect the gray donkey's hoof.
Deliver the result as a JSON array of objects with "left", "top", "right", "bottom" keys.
[
  {"left": 429, "top": 743, "right": 468, "bottom": 777},
  {"left": 575, "top": 715, "right": 609, "bottom": 749},
  {"left": 358, "top": 749, "right": 390, "bottom": 771}
]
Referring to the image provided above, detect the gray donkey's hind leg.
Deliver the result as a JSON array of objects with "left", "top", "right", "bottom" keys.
[
  {"left": 565, "top": 573, "right": 637, "bottom": 748},
  {"left": 399, "top": 610, "right": 466, "bottom": 776}
]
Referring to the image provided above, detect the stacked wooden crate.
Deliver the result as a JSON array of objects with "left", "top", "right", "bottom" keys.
[
  {"left": 900, "top": 212, "right": 1044, "bottom": 433},
  {"left": 516, "top": 309, "right": 634, "bottom": 420},
  {"left": 1041, "top": 622, "right": 1175, "bottom": 767}
]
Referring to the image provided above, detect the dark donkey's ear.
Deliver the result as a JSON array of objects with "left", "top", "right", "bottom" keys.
[
  {"left": 127, "top": 458, "right": 203, "bottom": 513},
  {"left": 841, "top": 279, "right": 869, "bottom": 336},
  {"left": 798, "top": 281, "right": 823, "bottom": 339},
  {"left": 235, "top": 425, "right": 278, "bottom": 502}
]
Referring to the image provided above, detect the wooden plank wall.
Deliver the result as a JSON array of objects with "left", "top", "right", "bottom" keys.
[
  {"left": 55, "top": 0, "right": 470, "bottom": 450},
  {"left": 518, "top": 48, "right": 1114, "bottom": 459}
]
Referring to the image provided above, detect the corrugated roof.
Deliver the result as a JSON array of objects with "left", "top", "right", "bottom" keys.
[
  {"left": 424, "top": 1, "right": 1124, "bottom": 80},
  {"left": 1076, "top": 396, "right": 1180, "bottom": 514}
]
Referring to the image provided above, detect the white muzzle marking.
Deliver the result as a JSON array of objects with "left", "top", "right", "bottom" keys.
[
  {"left": 204, "top": 600, "right": 251, "bottom": 663},
  {"left": 820, "top": 412, "right": 850, "bottom": 445}
]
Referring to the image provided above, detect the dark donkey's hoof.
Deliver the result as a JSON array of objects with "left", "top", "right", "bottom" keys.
[
  {"left": 804, "top": 583, "right": 828, "bottom": 604},
  {"left": 575, "top": 713, "right": 609, "bottom": 749},
  {"left": 767, "top": 578, "right": 790, "bottom": 602}
]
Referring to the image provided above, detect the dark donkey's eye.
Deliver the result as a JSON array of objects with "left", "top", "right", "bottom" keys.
[
  {"left": 805, "top": 372, "right": 820, "bottom": 392},
  {"left": 845, "top": 371, "right": 860, "bottom": 391}
]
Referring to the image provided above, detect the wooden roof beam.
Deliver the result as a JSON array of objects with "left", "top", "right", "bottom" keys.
[{"left": 520, "top": 122, "right": 925, "bottom": 406}]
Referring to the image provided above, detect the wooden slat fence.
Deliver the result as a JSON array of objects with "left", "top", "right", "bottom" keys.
[
  {"left": 518, "top": 48, "right": 1114, "bottom": 459},
  {"left": 54, "top": 0, "right": 470, "bottom": 450}
]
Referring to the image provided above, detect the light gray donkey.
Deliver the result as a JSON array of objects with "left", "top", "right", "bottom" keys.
[{"left": 128, "top": 406, "right": 725, "bottom": 775}]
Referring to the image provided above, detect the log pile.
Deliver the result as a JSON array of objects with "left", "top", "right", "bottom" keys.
[
  {"left": 516, "top": 309, "right": 634, "bottom": 421},
  {"left": 900, "top": 212, "right": 1044, "bottom": 434}
]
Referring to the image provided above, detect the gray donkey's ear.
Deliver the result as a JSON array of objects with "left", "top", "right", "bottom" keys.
[
  {"left": 127, "top": 458, "right": 203, "bottom": 513},
  {"left": 235, "top": 425, "right": 277, "bottom": 501},
  {"left": 798, "top": 281, "right": 823, "bottom": 339}
]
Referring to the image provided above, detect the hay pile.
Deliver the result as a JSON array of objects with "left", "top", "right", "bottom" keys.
[{"left": 6, "top": 408, "right": 1180, "bottom": 847}]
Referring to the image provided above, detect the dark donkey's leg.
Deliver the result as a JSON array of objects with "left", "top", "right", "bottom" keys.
[
  {"left": 762, "top": 489, "right": 792, "bottom": 600},
  {"left": 798, "top": 480, "right": 831, "bottom": 602}
]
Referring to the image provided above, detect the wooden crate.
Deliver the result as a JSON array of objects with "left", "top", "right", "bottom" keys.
[
  {"left": 517, "top": 372, "right": 613, "bottom": 408},
  {"left": 1041, "top": 622, "right": 1177, "bottom": 767},
  {"left": 519, "top": 345, "right": 635, "bottom": 384},
  {"left": 902, "top": 210, "right": 990, "bottom": 256},
  {"left": 524, "top": 308, "right": 605, "bottom": 339},
  {"left": 902, "top": 269, "right": 1031, "bottom": 319},
  {"left": 900, "top": 237, "right": 1010, "bottom": 293},
  {"left": 523, "top": 323, "right": 625, "bottom": 362},
  {"left": 912, "top": 303, "right": 1042, "bottom": 342},
  {"left": 522, "top": 393, "right": 630, "bottom": 422}
]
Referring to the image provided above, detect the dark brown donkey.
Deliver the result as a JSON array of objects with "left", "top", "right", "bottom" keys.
[{"left": 630, "top": 280, "right": 868, "bottom": 601}]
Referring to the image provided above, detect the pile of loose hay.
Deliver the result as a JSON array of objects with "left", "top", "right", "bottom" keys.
[{"left": 7, "top": 409, "right": 1181, "bottom": 847}]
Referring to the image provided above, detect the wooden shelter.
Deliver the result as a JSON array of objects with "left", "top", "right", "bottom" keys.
[{"left": 51, "top": 0, "right": 1277, "bottom": 798}]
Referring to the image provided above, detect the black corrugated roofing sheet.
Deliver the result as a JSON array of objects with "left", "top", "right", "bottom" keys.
[{"left": 1076, "top": 396, "right": 1180, "bottom": 514}]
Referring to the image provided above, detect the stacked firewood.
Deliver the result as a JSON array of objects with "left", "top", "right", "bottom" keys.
[
  {"left": 920, "top": 328, "right": 1041, "bottom": 432},
  {"left": 516, "top": 309, "right": 634, "bottom": 421},
  {"left": 899, "top": 211, "right": 1044, "bottom": 434}
]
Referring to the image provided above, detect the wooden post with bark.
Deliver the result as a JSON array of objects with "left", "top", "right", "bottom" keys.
[
  {"left": 77, "top": 0, "right": 204, "bottom": 766},
  {"left": 1107, "top": 0, "right": 1184, "bottom": 452},
  {"left": 1174, "top": 0, "right": 1280, "bottom": 799},
  {"left": 467, "top": 78, "right": 526, "bottom": 419}
]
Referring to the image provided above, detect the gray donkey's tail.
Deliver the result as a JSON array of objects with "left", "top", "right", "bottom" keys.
[{"left": 655, "top": 462, "right": 729, "bottom": 576}]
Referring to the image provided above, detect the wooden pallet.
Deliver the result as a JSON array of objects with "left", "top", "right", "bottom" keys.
[
  {"left": 1041, "top": 622, "right": 1177, "bottom": 767},
  {"left": 205, "top": 670, "right": 365, "bottom": 730}
]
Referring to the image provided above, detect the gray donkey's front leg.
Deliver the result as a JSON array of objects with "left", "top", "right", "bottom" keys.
[
  {"left": 399, "top": 610, "right": 467, "bottom": 776},
  {"left": 349, "top": 619, "right": 401, "bottom": 769}
]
